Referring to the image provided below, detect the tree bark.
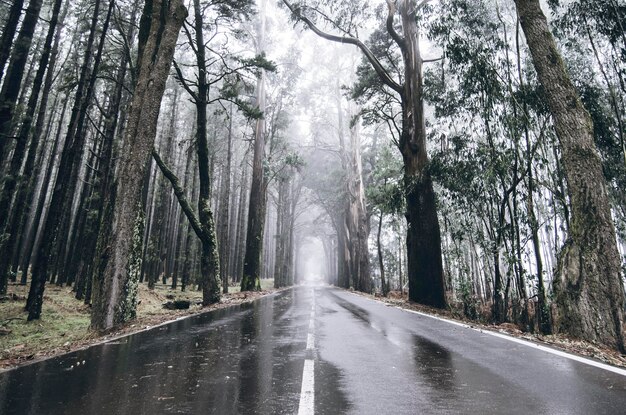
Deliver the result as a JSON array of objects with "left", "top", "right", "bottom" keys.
[
  {"left": 397, "top": 1, "right": 445, "bottom": 308},
  {"left": 515, "top": 0, "right": 625, "bottom": 352},
  {"left": 90, "top": 0, "right": 187, "bottom": 331}
]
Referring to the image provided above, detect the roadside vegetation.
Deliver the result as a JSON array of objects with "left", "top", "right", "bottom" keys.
[{"left": 0, "top": 279, "right": 276, "bottom": 370}]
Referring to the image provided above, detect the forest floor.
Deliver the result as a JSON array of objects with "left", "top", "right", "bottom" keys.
[
  {"left": 358, "top": 290, "right": 626, "bottom": 369},
  {"left": 0, "top": 279, "right": 278, "bottom": 371}
]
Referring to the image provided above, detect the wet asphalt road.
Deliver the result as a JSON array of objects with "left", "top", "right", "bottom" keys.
[{"left": 0, "top": 286, "right": 625, "bottom": 414}]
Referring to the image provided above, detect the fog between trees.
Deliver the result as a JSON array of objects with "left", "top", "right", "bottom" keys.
[{"left": 0, "top": 0, "right": 624, "bottom": 351}]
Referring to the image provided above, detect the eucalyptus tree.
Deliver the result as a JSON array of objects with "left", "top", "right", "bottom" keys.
[
  {"left": 514, "top": 0, "right": 625, "bottom": 352},
  {"left": 282, "top": 0, "right": 446, "bottom": 307},
  {"left": 241, "top": 0, "right": 270, "bottom": 292}
]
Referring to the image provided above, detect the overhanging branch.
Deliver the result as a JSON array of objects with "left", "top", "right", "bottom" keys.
[{"left": 282, "top": 0, "right": 403, "bottom": 95}]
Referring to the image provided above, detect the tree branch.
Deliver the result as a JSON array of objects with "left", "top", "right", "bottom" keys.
[
  {"left": 152, "top": 149, "right": 204, "bottom": 239},
  {"left": 282, "top": 0, "right": 403, "bottom": 94},
  {"left": 386, "top": 1, "right": 405, "bottom": 50}
]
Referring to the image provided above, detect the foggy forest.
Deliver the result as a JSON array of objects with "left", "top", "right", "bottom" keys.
[{"left": 0, "top": 0, "right": 625, "bottom": 413}]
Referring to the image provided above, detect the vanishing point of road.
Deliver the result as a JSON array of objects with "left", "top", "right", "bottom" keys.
[{"left": 1, "top": 286, "right": 625, "bottom": 414}]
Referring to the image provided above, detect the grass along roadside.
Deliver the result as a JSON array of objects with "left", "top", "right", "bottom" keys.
[{"left": 0, "top": 278, "right": 277, "bottom": 371}]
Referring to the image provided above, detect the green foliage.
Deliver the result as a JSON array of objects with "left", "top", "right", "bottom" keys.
[{"left": 366, "top": 146, "right": 404, "bottom": 216}]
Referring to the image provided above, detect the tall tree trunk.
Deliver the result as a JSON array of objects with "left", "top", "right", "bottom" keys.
[
  {"left": 0, "top": 0, "right": 43, "bottom": 169},
  {"left": 218, "top": 107, "right": 233, "bottom": 293},
  {"left": 26, "top": 0, "right": 114, "bottom": 319},
  {"left": 397, "top": 1, "right": 445, "bottom": 307},
  {"left": 0, "top": 0, "right": 25, "bottom": 87},
  {"left": 241, "top": 0, "right": 268, "bottom": 292},
  {"left": 11, "top": 0, "right": 70, "bottom": 277},
  {"left": 348, "top": 119, "right": 371, "bottom": 292},
  {"left": 90, "top": 0, "right": 187, "bottom": 331},
  {"left": 515, "top": 0, "right": 625, "bottom": 352},
  {"left": 190, "top": 0, "right": 220, "bottom": 304},
  {"left": 52, "top": 0, "right": 115, "bottom": 284},
  {"left": 234, "top": 158, "right": 249, "bottom": 282},
  {"left": 377, "top": 209, "right": 388, "bottom": 296},
  {"left": 0, "top": 0, "right": 63, "bottom": 294},
  {"left": 20, "top": 94, "right": 68, "bottom": 285}
]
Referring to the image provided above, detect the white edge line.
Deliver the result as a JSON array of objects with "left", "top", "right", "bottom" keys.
[
  {"left": 306, "top": 332, "right": 315, "bottom": 350},
  {"left": 397, "top": 306, "right": 626, "bottom": 377}
]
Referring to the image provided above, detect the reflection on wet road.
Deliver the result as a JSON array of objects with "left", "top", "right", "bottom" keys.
[
  {"left": 1, "top": 286, "right": 625, "bottom": 414},
  {"left": 0, "top": 289, "right": 311, "bottom": 415}
]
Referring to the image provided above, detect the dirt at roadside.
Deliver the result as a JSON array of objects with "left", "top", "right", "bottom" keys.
[{"left": 0, "top": 285, "right": 280, "bottom": 371}]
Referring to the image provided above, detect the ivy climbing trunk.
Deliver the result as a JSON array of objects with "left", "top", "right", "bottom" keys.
[
  {"left": 90, "top": 0, "right": 187, "bottom": 331},
  {"left": 515, "top": 0, "right": 625, "bottom": 352}
]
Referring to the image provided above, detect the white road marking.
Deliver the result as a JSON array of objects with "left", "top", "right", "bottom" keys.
[
  {"left": 309, "top": 318, "right": 314, "bottom": 331},
  {"left": 397, "top": 306, "right": 626, "bottom": 377},
  {"left": 306, "top": 332, "right": 315, "bottom": 350},
  {"left": 297, "top": 359, "right": 315, "bottom": 415}
]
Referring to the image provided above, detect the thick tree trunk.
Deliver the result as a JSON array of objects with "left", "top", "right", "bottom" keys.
[
  {"left": 515, "top": 0, "right": 625, "bottom": 352},
  {"left": 274, "top": 175, "right": 289, "bottom": 288},
  {"left": 90, "top": 0, "right": 187, "bottom": 331},
  {"left": 398, "top": 1, "right": 446, "bottom": 308}
]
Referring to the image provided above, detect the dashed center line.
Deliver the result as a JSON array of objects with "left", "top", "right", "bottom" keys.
[
  {"left": 298, "top": 290, "right": 316, "bottom": 415},
  {"left": 298, "top": 359, "right": 315, "bottom": 415},
  {"left": 306, "top": 332, "right": 315, "bottom": 350}
]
